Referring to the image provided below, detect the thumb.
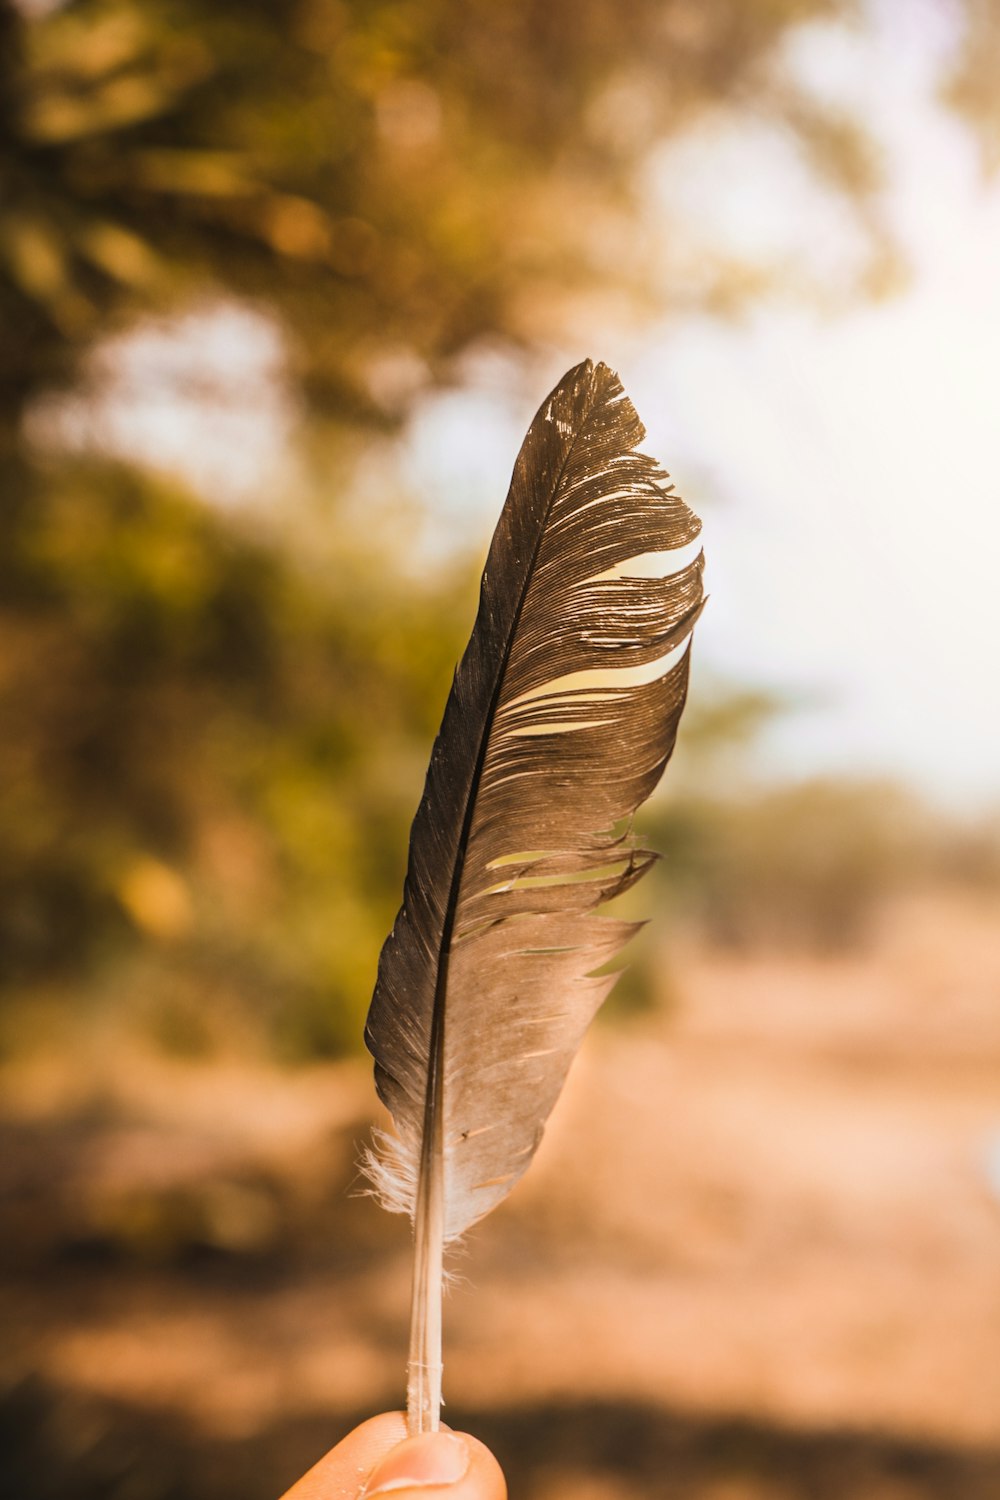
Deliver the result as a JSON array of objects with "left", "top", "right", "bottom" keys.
[
  {"left": 279, "top": 1414, "right": 506, "bottom": 1500},
  {"left": 361, "top": 1430, "right": 506, "bottom": 1500}
]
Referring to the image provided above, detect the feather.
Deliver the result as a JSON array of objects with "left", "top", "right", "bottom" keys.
[{"left": 363, "top": 358, "right": 704, "bottom": 1433}]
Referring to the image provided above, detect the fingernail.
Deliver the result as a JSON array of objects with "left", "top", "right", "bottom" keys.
[{"left": 362, "top": 1432, "right": 470, "bottom": 1494}]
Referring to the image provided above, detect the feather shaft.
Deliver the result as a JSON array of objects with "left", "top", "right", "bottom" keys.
[{"left": 408, "top": 1093, "right": 444, "bottom": 1431}]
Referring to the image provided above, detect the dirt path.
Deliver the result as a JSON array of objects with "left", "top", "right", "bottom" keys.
[{"left": 2, "top": 892, "right": 999, "bottom": 1496}]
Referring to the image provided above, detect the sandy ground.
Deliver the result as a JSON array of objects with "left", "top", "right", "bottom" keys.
[{"left": 2, "top": 890, "right": 999, "bottom": 1498}]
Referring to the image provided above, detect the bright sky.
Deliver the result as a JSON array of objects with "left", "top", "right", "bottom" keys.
[
  {"left": 632, "top": 4, "right": 1000, "bottom": 809},
  {"left": 407, "top": 2, "right": 1000, "bottom": 810}
]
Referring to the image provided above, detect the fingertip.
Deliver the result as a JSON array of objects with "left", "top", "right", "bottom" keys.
[
  {"left": 279, "top": 1412, "right": 409, "bottom": 1499},
  {"left": 361, "top": 1429, "right": 506, "bottom": 1500},
  {"left": 458, "top": 1432, "right": 508, "bottom": 1500}
]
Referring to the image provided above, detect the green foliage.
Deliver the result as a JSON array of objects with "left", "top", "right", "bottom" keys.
[{"left": 0, "top": 459, "right": 471, "bottom": 1053}]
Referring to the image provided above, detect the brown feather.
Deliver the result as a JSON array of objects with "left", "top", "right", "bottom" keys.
[{"left": 362, "top": 358, "right": 704, "bottom": 1431}]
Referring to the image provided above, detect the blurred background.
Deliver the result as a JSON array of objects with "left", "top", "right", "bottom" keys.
[{"left": 2, "top": 0, "right": 999, "bottom": 1496}]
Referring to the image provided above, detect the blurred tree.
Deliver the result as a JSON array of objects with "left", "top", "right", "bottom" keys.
[
  {"left": 1, "top": 0, "right": 892, "bottom": 443},
  {"left": 0, "top": 453, "right": 475, "bottom": 1054},
  {"left": 647, "top": 778, "right": 936, "bottom": 953},
  {"left": 943, "top": 0, "right": 1000, "bottom": 174}
]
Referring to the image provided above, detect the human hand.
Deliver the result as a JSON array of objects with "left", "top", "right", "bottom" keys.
[{"left": 280, "top": 1412, "right": 507, "bottom": 1500}]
